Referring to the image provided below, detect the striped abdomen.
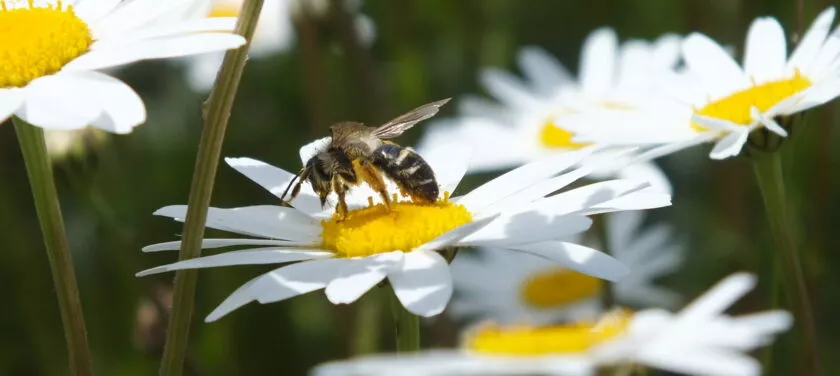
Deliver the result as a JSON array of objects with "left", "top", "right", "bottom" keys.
[{"left": 372, "top": 143, "right": 439, "bottom": 203}]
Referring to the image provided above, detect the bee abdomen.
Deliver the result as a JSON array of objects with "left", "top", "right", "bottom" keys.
[{"left": 372, "top": 144, "right": 439, "bottom": 203}]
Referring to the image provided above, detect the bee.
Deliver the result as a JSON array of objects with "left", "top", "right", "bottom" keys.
[{"left": 280, "top": 98, "right": 451, "bottom": 217}]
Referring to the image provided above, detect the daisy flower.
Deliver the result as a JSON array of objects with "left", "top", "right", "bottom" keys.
[
  {"left": 450, "top": 211, "right": 684, "bottom": 325},
  {"left": 0, "top": 0, "right": 246, "bottom": 133},
  {"left": 312, "top": 273, "right": 793, "bottom": 376},
  {"left": 416, "top": 28, "right": 680, "bottom": 191},
  {"left": 564, "top": 7, "right": 840, "bottom": 160},
  {"left": 136, "top": 141, "right": 670, "bottom": 321}
]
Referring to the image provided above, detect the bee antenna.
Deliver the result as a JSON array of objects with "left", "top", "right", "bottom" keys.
[{"left": 279, "top": 168, "right": 305, "bottom": 203}]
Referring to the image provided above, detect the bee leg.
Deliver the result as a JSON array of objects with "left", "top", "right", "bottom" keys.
[
  {"left": 332, "top": 178, "right": 350, "bottom": 219},
  {"left": 354, "top": 159, "right": 391, "bottom": 207}
]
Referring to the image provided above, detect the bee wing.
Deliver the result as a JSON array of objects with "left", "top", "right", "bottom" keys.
[{"left": 372, "top": 98, "right": 451, "bottom": 139}]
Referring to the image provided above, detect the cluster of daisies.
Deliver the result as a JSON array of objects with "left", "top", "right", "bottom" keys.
[{"left": 5, "top": 0, "right": 839, "bottom": 375}]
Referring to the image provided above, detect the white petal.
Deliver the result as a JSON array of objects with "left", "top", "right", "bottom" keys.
[
  {"left": 63, "top": 34, "right": 246, "bottom": 72},
  {"left": 752, "top": 107, "right": 787, "bottom": 137},
  {"left": 518, "top": 46, "right": 574, "bottom": 93},
  {"left": 458, "top": 147, "right": 597, "bottom": 213},
  {"left": 580, "top": 28, "right": 618, "bottom": 95},
  {"left": 811, "top": 25, "right": 840, "bottom": 76},
  {"left": 692, "top": 113, "right": 745, "bottom": 133},
  {"left": 17, "top": 74, "right": 102, "bottom": 130},
  {"left": 62, "top": 71, "right": 146, "bottom": 134},
  {"left": 460, "top": 213, "right": 592, "bottom": 247},
  {"left": 679, "top": 273, "right": 756, "bottom": 321},
  {"left": 682, "top": 33, "right": 750, "bottom": 99},
  {"left": 416, "top": 215, "right": 499, "bottom": 252},
  {"left": 325, "top": 252, "right": 404, "bottom": 304},
  {"left": 153, "top": 205, "right": 321, "bottom": 241},
  {"left": 709, "top": 130, "right": 750, "bottom": 160},
  {"left": 637, "top": 348, "right": 759, "bottom": 376},
  {"left": 535, "top": 179, "right": 651, "bottom": 215},
  {"left": 0, "top": 89, "right": 25, "bottom": 124},
  {"left": 504, "top": 241, "right": 630, "bottom": 281},
  {"left": 136, "top": 248, "right": 333, "bottom": 276},
  {"left": 416, "top": 118, "right": 530, "bottom": 173},
  {"left": 743, "top": 17, "right": 787, "bottom": 83},
  {"left": 420, "top": 144, "right": 469, "bottom": 196},
  {"left": 615, "top": 161, "right": 672, "bottom": 195},
  {"left": 788, "top": 7, "right": 836, "bottom": 74},
  {"left": 627, "top": 132, "right": 718, "bottom": 163},
  {"left": 578, "top": 190, "right": 672, "bottom": 215},
  {"left": 96, "top": 18, "right": 239, "bottom": 47},
  {"left": 389, "top": 250, "right": 453, "bottom": 317},
  {"left": 205, "top": 258, "right": 348, "bottom": 322},
  {"left": 479, "top": 68, "right": 540, "bottom": 109},
  {"left": 300, "top": 137, "right": 332, "bottom": 165},
  {"left": 224, "top": 157, "right": 323, "bottom": 216},
  {"left": 142, "top": 238, "right": 315, "bottom": 252},
  {"left": 72, "top": 0, "right": 121, "bottom": 24}
]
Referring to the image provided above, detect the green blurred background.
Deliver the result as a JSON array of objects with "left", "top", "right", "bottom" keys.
[{"left": 1, "top": 0, "right": 839, "bottom": 374}]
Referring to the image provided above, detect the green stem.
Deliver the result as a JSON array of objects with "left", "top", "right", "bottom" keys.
[
  {"left": 352, "top": 291, "right": 382, "bottom": 355},
  {"left": 157, "top": 1, "right": 264, "bottom": 375},
  {"left": 752, "top": 151, "right": 821, "bottom": 375},
  {"left": 388, "top": 286, "right": 420, "bottom": 352},
  {"left": 12, "top": 118, "right": 93, "bottom": 376},
  {"left": 593, "top": 217, "right": 616, "bottom": 309}
]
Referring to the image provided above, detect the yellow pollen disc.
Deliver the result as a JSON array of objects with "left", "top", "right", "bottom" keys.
[
  {"left": 520, "top": 268, "right": 601, "bottom": 309},
  {"left": 0, "top": 0, "right": 93, "bottom": 88},
  {"left": 208, "top": 2, "right": 239, "bottom": 17},
  {"left": 691, "top": 73, "right": 812, "bottom": 132},
  {"left": 539, "top": 120, "right": 589, "bottom": 149},
  {"left": 466, "top": 310, "right": 631, "bottom": 355},
  {"left": 320, "top": 198, "right": 473, "bottom": 258}
]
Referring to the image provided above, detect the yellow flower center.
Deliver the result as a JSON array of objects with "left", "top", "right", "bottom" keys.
[
  {"left": 520, "top": 268, "right": 602, "bottom": 309},
  {"left": 0, "top": 0, "right": 93, "bottom": 88},
  {"left": 539, "top": 120, "right": 589, "bottom": 149},
  {"left": 691, "top": 73, "right": 812, "bottom": 132},
  {"left": 466, "top": 310, "right": 631, "bottom": 355},
  {"left": 208, "top": 2, "right": 239, "bottom": 17},
  {"left": 320, "top": 196, "right": 473, "bottom": 258}
]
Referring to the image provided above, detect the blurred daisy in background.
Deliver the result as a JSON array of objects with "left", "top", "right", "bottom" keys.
[
  {"left": 450, "top": 211, "right": 684, "bottom": 325},
  {"left": 312, "top": 273, "right": 792, "bottom": 376},
  {"left": 564, "top": 7, "right": 840, "bottom": 160},
  {"left": 183, "top": 0, "right": 376, "bottom": 91},
  {"left": 137, "top": 141, "right": 670, "bottom": 321},
  {"left": 416, "top": 28, "right": 680, "bottom": 192},
  {"left": 0, "top": 0, "right": 246, "bottom": 133},
  {"left": 43, "top": 128, "right": 109, "bottom": 162}
]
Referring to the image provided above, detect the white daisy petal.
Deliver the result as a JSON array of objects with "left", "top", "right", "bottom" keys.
[
  {"left": 504, "top": 241, "right": 630, "bottom": 281},
  {"left": 63, "top": 71, "right": 146, "bottom": 134},
  {"left": 682, "top": 33, "right": 750, "bottom": 98},
  {"left": 72, "top": 0, "right": 122, "bottom": 24},
  {"left": 389, "top": 250, "right": 453, "bottom": 317},
  {"left": 224, "top": 157, "right": 323, "bottom": 216},
  {"left": 637, "top": 348, "right": 759, "bottom": 376},
  {"left": 751, "top": 107, "right": 787, "bottom": 137},
  {"left": 580, "top": 28, "right": 618, "bottom": 95},
  {"left": 205, "top": 258, "right": 348, "bottom": 322},
  {"left": 96, "top": 17, "right": 239, "bottom": 47},
  {"left": 535, "top": 179, "right": 650, "bottom": 215},
  {"left": 743, "top": 17, "right": 787, "bottom": 83},
  {"left": 421, "top": 144, "right": 470, "bottom": 196},
  {"left": 679, "top": 273, "right": 756, "bottom": 321},
  {"left": 692, "top": 113, "right": 745, "bottom": 133},
  {"left": 416, "top": 215, "right": 499, "bottom": 252},
  {"left": 580, "top": 190, "right": 672, "bottom": 215},
  {"left": 518, "top": 46, "right": 574, "bottom": 93},
  {"left": 300, "top": 137, "right": 332, "bottom": 165},
  {"left": 135, "top": 248, "right": 333, "bottom": 276},
  {"left": 479, "top": 68, "right": 540, "bottom": 109},
  {"left": 709, "top": 130, "right": 750, "bottom": 160},
  {"left": 142, "top": 238, "right": 315, "bottom": 253},
  {"left": 325, "top": 252, "right": 404, "bottom": 304},
  {"left": 788, "top": 7, "right": 836, "bottom": 74},
  {"left": 0, "top": 89, "right": 25, "bottom": 123},
  {"left": 17, "top": 73, "right": 103, "bottom": 130},
  {"left": 154, "top": 205, "right": 321, "bottom": 241},
  {"left": 460, "top": 213, "right": 592, "bottom": 247}
]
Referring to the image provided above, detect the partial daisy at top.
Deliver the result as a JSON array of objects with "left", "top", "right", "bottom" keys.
[
  {"left": 313, "top": 273, "right": 792, "bottom": 376},
  {"left": 0, "top": 0, "right": 246, "bottom": 133},
  {"left": 136, "top": 98, "right": 670, "bottom": 321},
  {"left": 450, "top": 211, "right": 684, "bottom": 325},
  {"left": 563, "top": 7, "right": 840, "bottom": 160},
  {"left": 416, "top": 28, "right": 680, "bottom": 192},
  {"left": 183, "top": 0, "right": 377, "bottom": 91}
]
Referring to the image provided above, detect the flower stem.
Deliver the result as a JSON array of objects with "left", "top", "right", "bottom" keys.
[
  {"left": 353, "top": 291, "right": 382, "bottom": 355},
  {"left": 388, "top": 286, "right": 420, "bottom": 352},
  {"left": 157, "top": 1, "right": 264, "bottom": 375},
  {"left": 752, "top": 151, "right": 820, "bottom": 375},
  {"left": 12, "top": 117, "right": 93, "bottom": 376},
  {"left": 593, "top": 216, "right": 616, "bottom": 309}
]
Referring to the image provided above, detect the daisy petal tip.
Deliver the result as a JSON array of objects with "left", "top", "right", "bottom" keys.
[
  {"left": 727, "top": 272, "right": 758, "bottom": 290},
  {"left": 135, "top": 266, "right": 167, "bottom": 277}
]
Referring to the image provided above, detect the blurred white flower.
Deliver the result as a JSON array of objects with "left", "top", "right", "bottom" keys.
[
  {"left": 450, "top": 211, "right": 684, "bottom": 325},
  {"left": 184, "top": 0, "right": 377, "bottom": 91},
  {"left": 44, "top": 128, "right": 108, "bottom": 161},
  {"left": 0, "top": 0, "right": 246, "bottom": 133},
  {"left": 312, "top": 273, "right": 792, "bottom": 376},
  {"left": 137, "top": 141, "right": 669, "bottom": 321},
  {"left": 564, "top": 7, "right": 840, "bottom": 160},
  {"left": 416, "top": 28, "right": 680, "bottom": 193}
]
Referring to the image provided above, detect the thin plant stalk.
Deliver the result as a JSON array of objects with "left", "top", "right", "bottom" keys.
[
  {"left": 12, "top": 117, "right": 93, "bottom": 376},
  {"left": 593, "top": 216, "right": 616, "bottom": 309},
  {"left": 353, "top": 291, "right": 382, "bottom": 355},
  {"left": 388, "top": 286, "right": 420, "bottom": 352},
  {"left": 752, "top": 151, "right": 820, "bottom": 375},
  {"left": 157, "top": 1, "right": 265, "bottom": 374}
]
